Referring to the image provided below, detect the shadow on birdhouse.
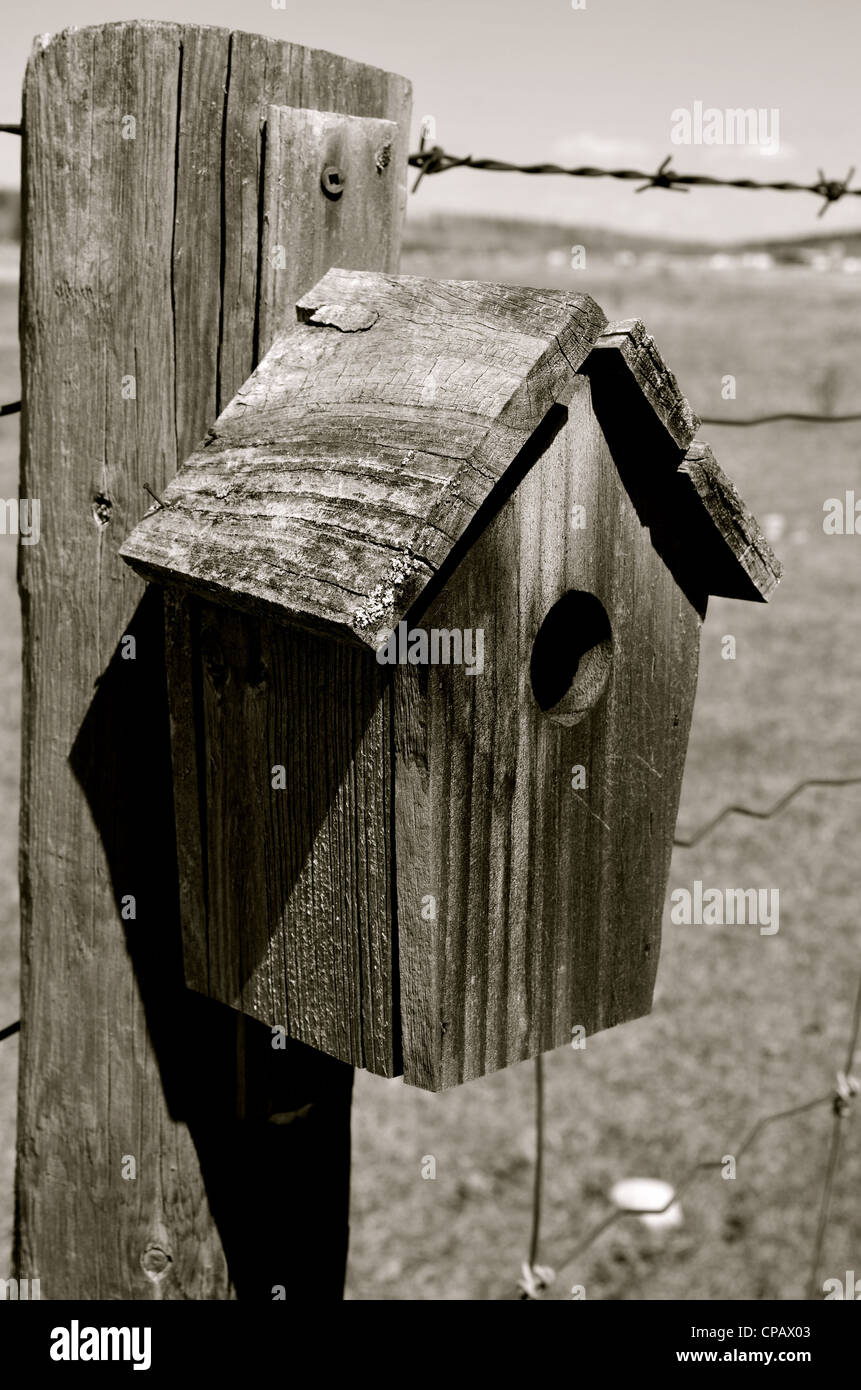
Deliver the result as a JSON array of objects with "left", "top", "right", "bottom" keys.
[{"left": 120, "top": 268, "right": 781, "bottom": 1091}]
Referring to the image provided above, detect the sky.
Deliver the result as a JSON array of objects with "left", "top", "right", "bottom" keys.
[{"left": 1, "top": 0, "right": 859, "bottom": 242}]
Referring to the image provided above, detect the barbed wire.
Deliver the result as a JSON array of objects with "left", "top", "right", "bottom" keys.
[
  {"left": 0, "top": 1019, "right": 20, "bottom": 1042},
  {"left": 0, "top": 128, "right": 857, "bottom": 424},
  {"left": 515, "top": 965, "right": 861, "bottom": 1301},
  {"left": 673, "top": 775, "right": 861, "bottom": 849},
  {"left": 1, "top": 113, "right": 858, "bottom": 214},
  {"left": 410, "top": 143, "right": 859, "bottom": 218}
]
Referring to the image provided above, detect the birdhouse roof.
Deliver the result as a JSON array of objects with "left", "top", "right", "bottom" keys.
[{"left": 120, "top": 268, "right": 781, "bottom": 647}]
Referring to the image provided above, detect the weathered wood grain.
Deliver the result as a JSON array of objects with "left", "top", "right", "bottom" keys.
[
  {"left": 194, "top": 604, "right": 395, "bottom": 1073},
  {"left": 120, "top": 272, "right": 608, "bottom": 646},
  {"left": 258, "top": 105, "right": 403, "bottom": 354},
  {"left": 163, "top": 589, "right": 210, "bottom": 996},
  {"left": 173, "top": 27, "right": 232, "bottom": 459},
  {"left": 16, "top": 18, "right": 216, "bottom": 1301},
  {"left": 162, "top": 105, "right": 410, "bottom": 1074},
  {"left": 219, "top": 32, "right": 411, "bottom": 408},
  {"left": 588, "top": 317, "right": 701, "bottom": 448},
  {"left": 396, "top": 380, "right": 703, "bottom": 1089},
  {"left": 679, "top": 440, "right": 782, "bottom": 600},
  {"left": 583, "top": 320, "right": 781, "bottom": 605},
  {"left": 17, "top": 18, "right": 409, "bottom": 1299},
  {"left": 119, "top": 261, "right": 780, "bottom": 1093}
]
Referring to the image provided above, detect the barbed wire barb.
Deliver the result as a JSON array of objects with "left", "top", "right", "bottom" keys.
[
  {"left": 635, "top": 155, "right": 687, "bottom": 194},
  {"left": 814, "top": 167, "right": 856, "bottom": 218}
]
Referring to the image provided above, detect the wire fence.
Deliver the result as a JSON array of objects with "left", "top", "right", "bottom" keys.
[
  {"left": 700, "top": 412, "right": 861, "bottom": 428},
  {"left": 0, "top": 125, "right": 859, "bottom": 426},
  {"left": 2, "top": 114, "right": 859, "bottom": 1305},
  {"left": 515, "top": 816, "right": 861, "bottom": 1302},
  {"left": 673, "top": 775, "right": 861, "bottom": 849},
  {"left": 409, "top": 141, "right": 859, "bottom": 218},
  {"left": 0, "top": 774, "right": 857, "bottom": 1049},
  {"left": 515, "top": 973, "right": 860, "bottom": 1300},
  {"left": 511, "top": 769, "right": 861, "bottom": 1300},
  {"left": 407, "top": 132, "right": 861, "bottom": 428},
  {"left": 3, "top": 113, "right": 859, "bottom": 213},
  {"left": 5, "top": 402, "right": 861, "bottom": 428},
  {"left": 4, "top": 406, "right": 861, "bottom": 429}
]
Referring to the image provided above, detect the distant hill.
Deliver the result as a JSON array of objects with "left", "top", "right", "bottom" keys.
[
  {"left": 404, "top": 211, "right": 861, "bottom": 261},
  {"left": 734, "top": 228, "right": 861, "bottom": 261},
  {"left": 402, "top": 211, "right": 713, "bottom": 258},
  {"left": 0, "top": 187, "right": 858, "bottom": 261}
]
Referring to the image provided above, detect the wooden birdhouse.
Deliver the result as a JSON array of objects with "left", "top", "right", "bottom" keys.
[{"left": 120, "top": 267, "right": 780, "bottom": 1091}]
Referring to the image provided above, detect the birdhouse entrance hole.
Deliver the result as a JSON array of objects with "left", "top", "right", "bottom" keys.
[{"left": 530, "top": 589, "right": 613, "bottom": 727}]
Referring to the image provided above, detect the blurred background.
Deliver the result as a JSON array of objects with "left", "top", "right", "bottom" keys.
[{"left": 1, "top": 0, "right": 859, "bottom": 1299}]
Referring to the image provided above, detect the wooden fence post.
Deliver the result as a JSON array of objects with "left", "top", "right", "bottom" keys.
[{"left": 15, "top": 19, "right": 410, "bottom": 1300}]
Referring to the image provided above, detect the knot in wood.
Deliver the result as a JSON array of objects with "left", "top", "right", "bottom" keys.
[
  {"left": 140, "top": 1245, "right": 172, "bottom": 1281},
  {"left": 92, "top": 493, "right": 112, "bottom": 528}
]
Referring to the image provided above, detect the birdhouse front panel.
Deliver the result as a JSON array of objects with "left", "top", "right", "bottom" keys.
[
  {"left": 121, "top": 269, "right": 781, "bottom": 1091},
  {"left": 394, "top": 378, "right": 703, "bottom": 1090}
]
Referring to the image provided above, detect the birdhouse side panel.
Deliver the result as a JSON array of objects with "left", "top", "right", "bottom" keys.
[
  {"left": 164, "top": 595, "right": 397, "bottom": 1076},
  {"left": 395, "top": 380, "right": 702, "bottom": 1090}
]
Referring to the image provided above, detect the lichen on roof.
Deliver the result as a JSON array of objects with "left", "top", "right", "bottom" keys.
[{"left": 354, "top": 551, "right": 424, "bottom": 634}]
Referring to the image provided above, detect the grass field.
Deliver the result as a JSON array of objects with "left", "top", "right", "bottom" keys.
[{"left": 1, "top": 231, "right": 859, "bottom": 1300}]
